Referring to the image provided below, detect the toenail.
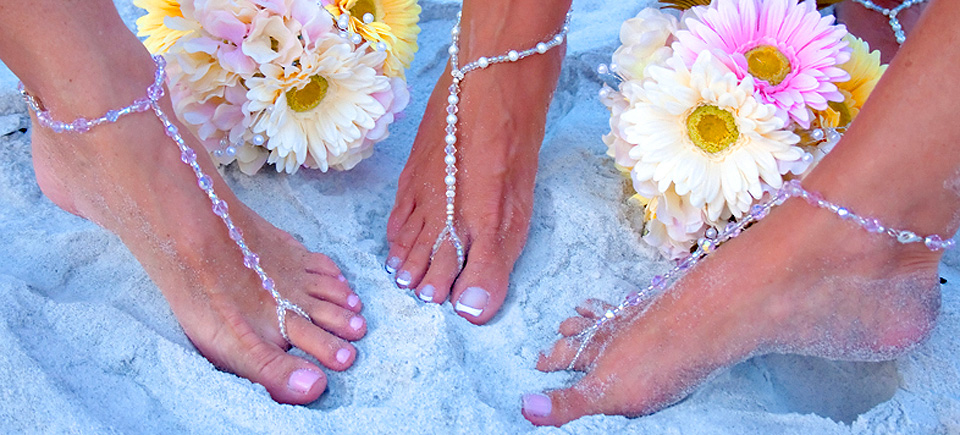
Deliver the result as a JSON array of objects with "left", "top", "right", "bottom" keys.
[
  {"left": 288, "top": 369, "right": 323, "bottom": 395},
  {"left": 396, "top": 270, "right": 412, "bottom": 287},
  {"left": 522, "top": 393, "right": 552, "bottom": 418},
  {"left": 455, "top": 287, "right": 489, "bottom": 317},
  {"left": 347, "top": 294, "right": 360, "bottom": 308},
  {"left": 338, "top": 274, "right": 346, "bottom": 282},
  {"left": 349, "top": 316, "right": 364, "bottom": 331},
  {"left": 419, "top": 285, "right": 435, "bottom": 303},
  {"left": 336, "top": 348, "right": 351, "bottom": 364},
  {"left": 385, "top": 257, "right": 401, "bottom": 274}
]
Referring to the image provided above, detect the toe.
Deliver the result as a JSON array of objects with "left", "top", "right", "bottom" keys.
[
  {"left": 287, "top": 316, "right": 358, "bottom": 372},
  {"left": 522, "top": 383, "right": 599, "bottom": 427},
  {"left": 537, "top": 335, "right": 601, "bottom": 372},
  {"left": 394, "top": 229, "right": 437, "bottom": 289},
  {"left": 385, "top": 214, "right": 424, "bottom": 274},
  {"left": 414, "top": 242, "right": 461, "bottom": 304},
  {"left": 226, "top": 335, "right": 328, "bottom": 405},
  {"left": 302, "top": 299, "right": 367, "bottom": 341},
  {"left": 449, "top": 238, "right": 512, "bottom": 324},
  {"left": 576, "top": 299, "right": 615, "bottom": 319},
  {"left": 303, "top": 252, "right": 342, "bottom": 277},
  {"left": 304, "top": 274, "right": 362, "bottom": 312},
  {"left": 558, "top": 317, "right": 593, "bottom": 337}
]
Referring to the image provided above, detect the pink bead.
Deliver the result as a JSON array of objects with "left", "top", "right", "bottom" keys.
[
  {"left": 244, "top": 253, "right": 260, "bottom": 269},
  {"left": 925, "top": 235, "right": 943, "bottom": 250},
  {"left": 212, "top": 200, "right": 229, "bottom": 218},
  {"left": 71, "top": 119, "right": 91, "bottom": 133},
  {"left": 262, "top": 278, "right": 275, "bottom": 291}
]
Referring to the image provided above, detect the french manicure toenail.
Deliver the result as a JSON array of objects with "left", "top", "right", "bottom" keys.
[
  {"left": 347, "top": 294, "right": 360, "bottom": 308},
  {"left": 396, "top": 270, "right": 412, "bottom": 287},
  {"left": 385, "top": 257, "right": 401, "bottom": 274},
  {"left": 522, "top": 393, "right": 552, "bottom": 418},
  {"left": 336, "top": 348, "right": 351, "bottom": 364},
  {"left": 350, "top": 316, "right": 364, "bottom": 331},
  {"left": 455, "top": 287, "right": 489, "bottom": 317},
  {"left": 288, "top": 369, "right": 322, "bottom": 394},
  {"left": 419, "top": 285, "right": 435, "bottom": 303}
]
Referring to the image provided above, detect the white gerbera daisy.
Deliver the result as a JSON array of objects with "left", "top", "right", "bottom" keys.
[
  {"left": 639, "top": 188, "right": 706, "bottom": 259},
  {"left": 244, "top": 37, "right": 391, "bottom": 173},
  {"left": 621, "top": 51, "right": 804, "bottom": 222}
]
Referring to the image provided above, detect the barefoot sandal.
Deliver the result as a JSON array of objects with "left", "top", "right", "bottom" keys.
[
  {"left": 567, "top": 178, "right": 955, "bottom": 370},
  {"left": 850, "top": 0, "right": 927, "bottom": 45},
  {"left": 19, "top": 55, "right": 311, "bottom": 346},
  {"left": 432, "top": 10, "right": 572, "bottom": 272}
]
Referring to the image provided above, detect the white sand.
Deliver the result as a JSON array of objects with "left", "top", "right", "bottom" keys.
[{"left": 1, "top": 0, "right": 959, "bottom": 432}]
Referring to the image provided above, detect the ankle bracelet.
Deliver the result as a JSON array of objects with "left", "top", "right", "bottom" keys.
[
  {"left": 19, "top": 55, "right": 311, "bottom": 346},
  {"left": 851, "top": 0, "right": 927, "bottom": 45},
  {"left": 434, "top": 10, "right": 572, "bottom": 272},
  {"left": 567, "top": 178, "right": 954, "bottom": 370}
]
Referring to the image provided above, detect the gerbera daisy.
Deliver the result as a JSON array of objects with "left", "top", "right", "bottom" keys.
[
  {"left": 134, "top": 0, "right": 194, "bottom": 54},
  {"left": 325, "top": 0, "right": 421, "bottom": 78},
  {"left": 621, "top": 52, "right": 804, "bottom": 222},
  {"left": 244, "top": 38, "right": 392, "bottom": 173},
  {"left": 612, "top": 8, "right": 678, "bottom": 82},
  {"left": 637, "top": 188, "right": 706, "bottom": 259},
  {"left": 673, "top": 0, "right": 851, "bottom": 128},
  {"left": 818, "top": 34, "right": 887, "bottom": 127}
]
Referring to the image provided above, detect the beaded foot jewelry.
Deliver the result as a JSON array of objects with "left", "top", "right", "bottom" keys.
[
  {"left": 19, "top": 55, "right": 311, "bottom": 346},
  {"left": 851, "top": 0, "right": 927, "bottom": 45},
  {"left": 433, "top": 10, "right": 572, "bottom": 272},
  {"left": 567, "top": 178, "right": 955, "bottom": 370}
]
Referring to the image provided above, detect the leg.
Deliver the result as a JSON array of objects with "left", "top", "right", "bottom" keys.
[
  {"left": 835, "top": 0, "right": 927, "bottom": 63},
  {"left": 386, "top": 0, "right": 570, "bottom": 324},
  {"left": 0, "top": 1, "right": 366, "bottom": 404},
  {"left": 526, "top": 0, "right": 959, "bottom": 425}
]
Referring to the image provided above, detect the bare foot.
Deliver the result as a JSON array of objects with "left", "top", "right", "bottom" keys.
[
  {"left": 523, "top": 196, "right": 943, "bottom": 425},
  {"left": 385, "top": 3, "right": 568, "bottom": 324},
  {"left": 835, "top": 0, "right": 926, "bottom": 63},
  {"left": 27, "top": 55, "right": 366, "bottom": 405}
]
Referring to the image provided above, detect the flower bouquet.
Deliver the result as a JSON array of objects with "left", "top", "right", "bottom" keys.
[
  {"left": 134, "top": 0, "right": 420, "bottom": 174},
  {"left": 602, "top": 0, "right": 887, "bottom": 259}
]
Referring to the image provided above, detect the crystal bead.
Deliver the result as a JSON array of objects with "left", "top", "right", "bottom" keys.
[
  {"left": 72, "top": 119, "right": 91, "bottom": 133},
  {"left": 445, "top": 166, "right": 457, "bottom": 175},
  {"left": 805, "top": 191, "right": 824, "bottom": 205},
  {"left": 243, "top": 253, "right": 260, "bottom": 269},
  {"left": 165, "top": 125, "right": 178, "bottom": 137},
  {"left": 651, "top": 275, "right": 665, "bottom": 288},
  {"left": 943, "top": 239, "right": 956, "bottom": 250},
  {"left": 229, "top": 227, "right": 243, "bottom": 242},
  {"left": 750, "top": 204, "right": 768, "bottom": 220},
  {"left": 925, "top": 235, "right": 943, "bottom": 250},
  {"left": 181, "top": 149, "right": 197, "bottom": 164},
  {"left": 446, "top": 105, "right": 458, "bottom": 115},
  {"left": 446, "top": 190, "right": 455, "bottom": 198},
  {"left": 198, "top": 174, "right": 214, "bottom": 191},
  {"left": 444, "top": 145, "right": 456, "bottom": 154},
  {"left": 836, "top": 207, "right": 850, "bottom": 219},
  {"left": 51, "top": 122, "right": 65, "bottom": 133},
  {"left": 698, "top": 238, "right": 717, "bottom": 254},
  {"left": 724, "top": 221, "right": 741, "bottom": 237},
  {"left": 262, "top": 277, "right": 275, "bottom": 291},
  {"left": 212, "top": 199, "right": 229, "bottom": 218},
  {"left": 147, "top": 84, "right": 164, "bottom": 101},
  {"left": 133, "top": 99, "right": 152, "bottom": 112},
  {"left": 445, "top": 125, "right": 456, "bottom": 135},
  {"left": 448, "top": 84, "right": 459, "bottom": 94},
  {"left": 106, "top": 110, "right": 121, "bottom": 123},
  {"left": 863, "top": 219, "right": 883, "bottom": 233}
]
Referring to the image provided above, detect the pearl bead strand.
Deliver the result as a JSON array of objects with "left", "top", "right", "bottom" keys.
[
  {"left": 434, "top": 10, "right": 572, "bottom": 271},
  {"left": 852, "top": 0, "right": 927, "bottom": 45}
]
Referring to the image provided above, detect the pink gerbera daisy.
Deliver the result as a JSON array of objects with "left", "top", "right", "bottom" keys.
[{"left": 673, "top": 0, "right": 850, "bottom": 127}]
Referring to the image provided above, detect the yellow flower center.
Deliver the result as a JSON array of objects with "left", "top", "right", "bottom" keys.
[
  {"left": 686, "top": 105, "right": 739, "bottom": 154},
  {"left": 349, "top": 0, "right": 378, "bottom": 21},
  {"left": 827, "top": 100, "right": 852, "bottom": 127},
  {"left": 286, "top": 75, "right": 329, "bottom": 113},
  {"left": 745, "top": 45, "right": 791, "bottom": 86}
]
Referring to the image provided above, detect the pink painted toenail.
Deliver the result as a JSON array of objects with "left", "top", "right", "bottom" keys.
[
  {"left": 288, "top": 369, "right": 322, "bottom": 395},
  {"left": 455, "top": 287, "right": 489, "bottom": 317},
  {"left": 385, "top": 257, "right": 401, "bottom": 274},
  {"left": 396, "top": 270, "right": 412, "bottom": 287},
  {"left": 419, "top": 285, "right": 435, "bottom": 303},
  {"left": 336, "top": 348, "right": 351, "bottom": 364},
  {"left": 522, "top": 393, "right": 552, "bottom": 418},
  {"left": 350, "top": 316, "right": 364, "bottom": 331},
  {"left": 347, "top": 294, "right": 360, "bottom": 308},
  {"left": 338, "top": 274, "right": 346, "bottom": 282}
]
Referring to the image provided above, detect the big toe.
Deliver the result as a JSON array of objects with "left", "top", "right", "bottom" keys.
[
  {"left": 521, "top": 383, "right": 599, "bottom": 427},
  {"left": 229, "top": 339, "right": 328, "bottom": 405},
  {"left": 450, "top": 239, "right": 513, "bottom": 324}
]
